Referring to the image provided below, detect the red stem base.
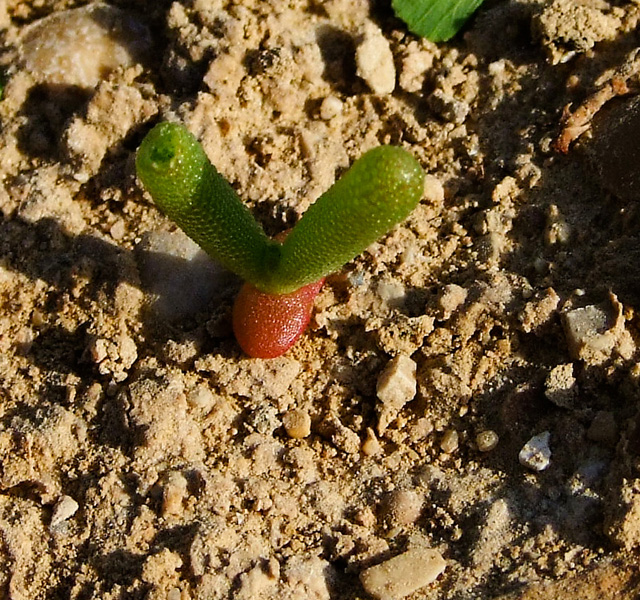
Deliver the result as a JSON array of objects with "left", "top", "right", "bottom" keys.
[{"left": 232, "top": 279, "right": 325, "bottom": 359}]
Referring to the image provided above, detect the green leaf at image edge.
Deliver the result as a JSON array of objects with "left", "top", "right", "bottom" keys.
[{"left": 392, "top": 0, "right": 486, "bottom": 42}]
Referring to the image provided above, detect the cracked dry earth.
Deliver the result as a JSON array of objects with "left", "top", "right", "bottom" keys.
[{"left": 2, "top": 0, "right": 640, "bottom": 599}]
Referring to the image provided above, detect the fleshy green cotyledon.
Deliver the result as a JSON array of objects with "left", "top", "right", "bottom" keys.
[{"left": 136, "top": 122, "right": 425, "bottom": 295}]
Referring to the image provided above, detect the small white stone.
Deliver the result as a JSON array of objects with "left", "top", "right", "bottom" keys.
[
  {"left": 320, "top": 95, "right": 343, "bottom": 120},
  {"left": 376, "top": 355, "right": 417, "bottom": 434},
  {"left": 356, "top": 23, "right": 396, "bottom": 95},
  {"left": 86, "top": 337, "right": 109, "bottom": 364},
  {"left": 438, "top": 284, "right": 467, "bottom": 320},
  {"left": 562, "top": 294, "right": 634, "bottom": 365},
  {"left": 360, "top": 547, "right": 446, "bottom": 600},
  {"left": 383, "top": 489, "right": 423, "bottom": 526},
  {"left": 187, "top": 386, "right": 216, "bottom": 411},
  {"left": 563, "top": 305, "right": 612, "bottom": 358},
  {"left": 377, "top": 279, "right": 405, "bottom": 306},
  {"left": 109, "top": 219, "right": 126, "bottom": 241},
  {"left": 50, "top": 495, "right": 79, "bottom": 528},
  {"left": 519, "top": 431, "right": 552, "bottom": 471}
]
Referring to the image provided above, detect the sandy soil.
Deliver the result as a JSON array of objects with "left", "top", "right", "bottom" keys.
[{"left": 1, "top": 0, "right": 640, "bottom": 598}]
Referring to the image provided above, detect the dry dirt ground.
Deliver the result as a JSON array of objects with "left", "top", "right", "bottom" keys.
[{"left": 2, "top": 0, "right": 640, "bottom": 598}]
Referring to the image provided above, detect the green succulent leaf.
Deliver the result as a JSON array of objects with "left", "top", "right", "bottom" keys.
[
  {"left": 136, "top": 122, "right": 424, "bottom": 295},
  {"left": 273, "top": 146, "right": 424, "bottom": 293},
  {"left": 136, "top": 122, "right": 278, "bottom": 287},
  {"left": 392, "top": 0, "right": 486, "bottom": 42}
]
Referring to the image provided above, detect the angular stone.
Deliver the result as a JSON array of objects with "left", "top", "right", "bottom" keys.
[
  {"left": 519, "top": 431, "right": 552, "bottom": 472},
  {"left": 562, "top": 294, "right": 634, "bottom": 365},
  {"left": 376, "top": 355, "right": 417, "bottom": 434}
]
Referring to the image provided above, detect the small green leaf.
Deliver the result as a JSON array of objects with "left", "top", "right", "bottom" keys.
[{"left": 392, "top": 0, "right": 486, "bottom": 42}]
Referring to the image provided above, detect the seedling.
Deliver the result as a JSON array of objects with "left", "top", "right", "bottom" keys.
[{"left": 136, "top": 122, "right": 424, "bottom": 357}]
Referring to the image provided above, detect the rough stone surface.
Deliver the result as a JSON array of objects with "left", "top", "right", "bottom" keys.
[
  {"left": 519, "top": 431, "right": 552, "bottom": 472},
  {"left": 50, "top": 495, "right": 79, "bottom": 529},
  {"left": 545, "top": 363, "right": 577, "bottom": 408},
  {"left": 20, "top": 3, "right": 152, "bottom": 87},
  {"left": 562, "top": 295, "right": 635, "bottom": 365},
  {"left": 356, "top": 22, "right": 396, "bottom": 95},
  {"left": 376, "top": 355, "right": 417, "bottom": 434}
]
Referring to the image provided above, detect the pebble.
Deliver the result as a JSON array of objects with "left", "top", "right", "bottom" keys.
[
  {"left": 31, "top": 308, "right": 46, "bottom": 327},
  {"left": 476, "top": 430, "right": 499, "bottom": 452},
  {"left": 360, "top": 547, "right": 446, "bottom": 600},
  {"left": 440, "top": 429, "right": 459, "bottom": 454},
  {"left": 438, "top": 284, "right": 467, "bottom": 320},
  {"left": 377, "top": 279, "right": 406, "bottom": 307},
  {"left": 187, "top": 386, "right": 216, "bottom": 412},
  {"left": 408, "top": 418, "right": 434, "bottom": 442},
  {"left": 562, "top": 294, "right": 634, "bottom": 365},
  {"left": 283, "top": 409, "right": 312, "bottom": 439},
  {"left": 356, "top": 23, "right": 396, "bottom": 95},
  {"left": 19, "top": 3, "right": 151, "bottom": 88},
  {"left": 162, "top": 471, "right": 188, "bottom": 517},
  {"left": 376, "top": 355, "right": 417, "bottom": 434},
  {"left": 109, "top": 219, "right": 126, "bottom": 241},
  {"left": 362, "top": 427, "right": 383, "bottom": 456},
  {"left": 320, "top": 95, "right": 343, "bottom": 120},
  {"left": 519, "top": 431, "right": 552, "bottom": 471},
  {"left": 50, "top": 495, "right": 79, "bottom": 529},
  {"left": 382, "top": 489, "right": 423, "bottom": 527}
]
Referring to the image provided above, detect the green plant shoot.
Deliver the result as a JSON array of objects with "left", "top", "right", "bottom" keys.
[
  {"left": 136, "top": 122, "right": 424, "bottom": 295},
  {"left": 135, "top": 123, "right": 278, "bottom": 287}
]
